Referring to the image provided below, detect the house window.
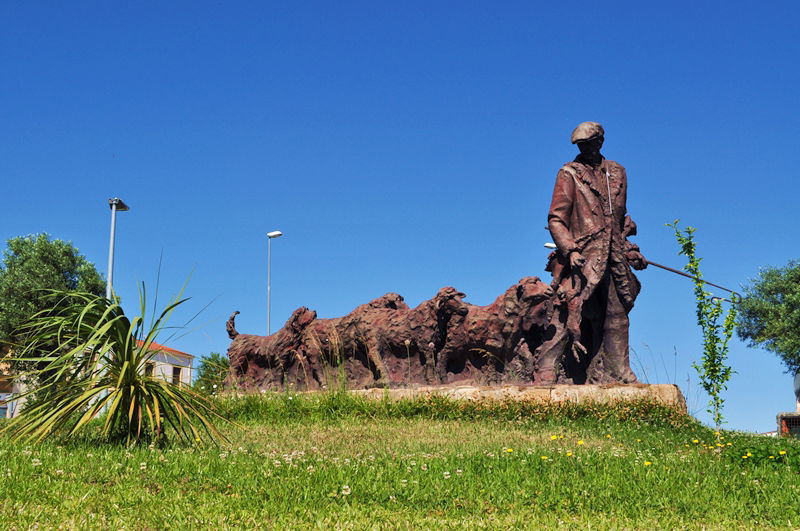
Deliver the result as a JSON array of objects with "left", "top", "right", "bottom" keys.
[
  {"left": 172, "top": 366, "right": 182, "bottom": 386},
  {"left": 144, "top": 363, "right": 155, "bottom": 377}
]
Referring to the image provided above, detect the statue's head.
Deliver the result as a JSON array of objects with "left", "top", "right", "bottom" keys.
[{"left": 571, "top": 121, "right": 604, "bottom": 158}]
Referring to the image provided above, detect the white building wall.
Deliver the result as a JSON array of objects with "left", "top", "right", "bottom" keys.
[
  {"left": 1, "top": 382, "right": 25, "bottom": 419},
  {"left": 148, "top": 351, "right": 192, "bottom": 386},
  {"left": 3, "top": 352, "right": 193, "bottom": 418}
]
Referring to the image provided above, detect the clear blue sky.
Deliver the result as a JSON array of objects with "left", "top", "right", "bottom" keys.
[{"left": 2, "top": 1, "right": 798, "bottom": 432}]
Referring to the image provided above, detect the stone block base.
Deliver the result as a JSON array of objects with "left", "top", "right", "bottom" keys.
[{"left": 351, "top": 383, "right": 687, "bottom": 413}]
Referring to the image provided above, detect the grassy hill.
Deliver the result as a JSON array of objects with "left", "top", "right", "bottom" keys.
[{"left": 2, "top": 392, "right": 799, "bottom": 529}]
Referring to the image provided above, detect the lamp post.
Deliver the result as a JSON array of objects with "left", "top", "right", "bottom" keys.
[
  {"left": 266, "top": 230, "right": 283, "bottom": 334},
  {"left": 106, "top": 198, "right": 130, "bottom": 300}
]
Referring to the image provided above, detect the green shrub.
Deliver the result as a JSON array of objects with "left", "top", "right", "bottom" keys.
[
  {"left": 2, "top": 288, "right": 227, "bottom": 445},
  {"left": 669, "top": 221, "right": 737, "bottom": 430}
]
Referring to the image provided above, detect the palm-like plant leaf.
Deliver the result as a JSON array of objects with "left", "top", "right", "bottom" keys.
[{"left": 2, "top": 288, "right": 229, "bottom": 444}]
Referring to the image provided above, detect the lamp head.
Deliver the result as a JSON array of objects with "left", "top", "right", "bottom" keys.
[
  {"left": 267, "top": 231, "right": 283, "bottom": 239},
  {"left": 108, "top": 198, "right": 129, "bottom": 211}
]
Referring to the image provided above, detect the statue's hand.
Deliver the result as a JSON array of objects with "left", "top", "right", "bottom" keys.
[
  {"left": 569, "top": 252, "right": 586, "bottom": 270},
  {"left": 571, "top": 340, "right": 587, "bottom": 362},
  {"left": 627, "top": 251, "right": 648, "bottom": 270}
]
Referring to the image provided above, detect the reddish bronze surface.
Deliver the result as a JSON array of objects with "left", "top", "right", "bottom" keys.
[
  {"left": 541, "top": 130, "right": 646, "bottom": 384},
  {"left": 227, "top": 277, "right": 568, "bottom": 390},
  {"left": 226, "top": 124, "right": 646, "bottom": 390}
]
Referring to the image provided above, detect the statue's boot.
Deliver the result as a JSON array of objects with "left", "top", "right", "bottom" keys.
[{"left": 588, "top": 283, "right": 638, "bottom": 384}]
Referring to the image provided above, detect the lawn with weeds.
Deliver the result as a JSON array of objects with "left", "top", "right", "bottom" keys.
[{"left": 2, "top": 392, "right": 799, "bottom": 529}]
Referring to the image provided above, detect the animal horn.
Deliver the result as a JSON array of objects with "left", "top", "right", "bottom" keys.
[{"left": 226, "top": 311, "right": 241, "bottom": 339}]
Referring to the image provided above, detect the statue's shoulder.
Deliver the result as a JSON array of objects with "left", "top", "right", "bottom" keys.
[
  {"left": 558, "top": 161, "right": 582, "bottom": 178},
  {"left": 605, "top": 159, "right": 626, "bottom": 172}
]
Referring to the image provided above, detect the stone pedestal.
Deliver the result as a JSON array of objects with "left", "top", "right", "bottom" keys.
[{"left": 351, "top": 383, "right": 687, "bottom": 413}]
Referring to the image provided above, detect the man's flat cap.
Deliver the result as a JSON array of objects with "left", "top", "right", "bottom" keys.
[{"left": 570, "top": 122, "right": 604, "bottom": 144}]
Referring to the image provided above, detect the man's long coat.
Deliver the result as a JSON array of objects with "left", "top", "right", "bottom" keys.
[{"left": 547, "top": 157, "right": 641, "bottom": 314}]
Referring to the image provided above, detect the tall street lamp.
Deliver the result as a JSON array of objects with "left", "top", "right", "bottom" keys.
[
  {"left": 106, "top": 198, "right": 130, "bottom": 300},
  {"left": 266, "top": 230, "right": 283, "bottom": 335}
]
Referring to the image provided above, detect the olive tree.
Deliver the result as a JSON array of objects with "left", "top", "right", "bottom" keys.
[
  {"left": 0, "top": 233, "right": 105, "bottom": 345},
  {"left": 737, "top": 260, "right": 800, "bottom": 373},
  {"left": 193, "top": 352, "right": 229, "bottom": 394}
]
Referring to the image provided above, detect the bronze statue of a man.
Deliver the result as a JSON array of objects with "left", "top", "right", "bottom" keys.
[{"left": 537, "top": 122, "right": 647, "bottom": 384}]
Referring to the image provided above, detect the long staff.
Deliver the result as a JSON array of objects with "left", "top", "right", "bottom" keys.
[
  {"left": 645, "top": 260, "right": 740, "bottom": 302},
  {"left": 543, "top": 243, "right": 740, "bottom": 301}
]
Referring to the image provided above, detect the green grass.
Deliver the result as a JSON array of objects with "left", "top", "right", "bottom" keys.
[{"left": 2, "top": 392, "right": 799, "bottom": 529}]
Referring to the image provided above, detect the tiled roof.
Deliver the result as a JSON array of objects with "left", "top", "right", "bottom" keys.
[{"left": 136, "top": 340, "right": 194, "bottom": 359}]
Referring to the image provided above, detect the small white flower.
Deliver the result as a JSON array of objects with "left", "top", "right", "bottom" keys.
[
  {"left": 31, "top": 458, "right": 42, "bottom": 467},
  {"left": 212, "top": 384, "right": 218, "bottom": 389},
  {"left": 139, "top": 462, "right": 147, "bottom": 470},
  {"left": 341, "top": 485, "right": 351, "bottom": 496},
  {"left": 443, "top": 471, "right": 451, "bottom": 479}
]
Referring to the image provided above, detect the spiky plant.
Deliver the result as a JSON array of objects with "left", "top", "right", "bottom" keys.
[{"left": 2, "top": 288, "right": 227, "bottom": 444}]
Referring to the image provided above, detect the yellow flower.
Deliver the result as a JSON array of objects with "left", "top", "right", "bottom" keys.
[
  {"left": 577, "top": 440, "right": 584, "bottom": 445},
  {"left": 540, "top": 456, "right": 549, "bottom": 460},
  {"left": 636, "top": 439, "right": 642, "bottom": 443},
  {"left": 726, "top": 442, "right": 732, "bottom": 446},
  {"left": 566, "top": 451, "right": 573, "bottom": 457},
  {"left": 769, "top": 455, "right": 775, "bottom": 459},
  {"left": 692, "top": 439, "right": 699, "bottom": 444},
  {"left": 747, "top": 452, "right": 752, "bottom": 457},
  {"left": 742, "top": 455, "right": 748, "bottom": 459},
  {"left": 606, "top": 434, "right": 612, "bottom": 438},
  {"left": 550, "top": 435, "right": 558, "bottom": 440},
  {"left": 779, "top": 450, "right": 787, "bottom": 455},
  {"left": 506, "top": 448, "right": 514, "bottom": 453},
  {"left": 644, "top": 461, "right": 652, "bottom": 466}
]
